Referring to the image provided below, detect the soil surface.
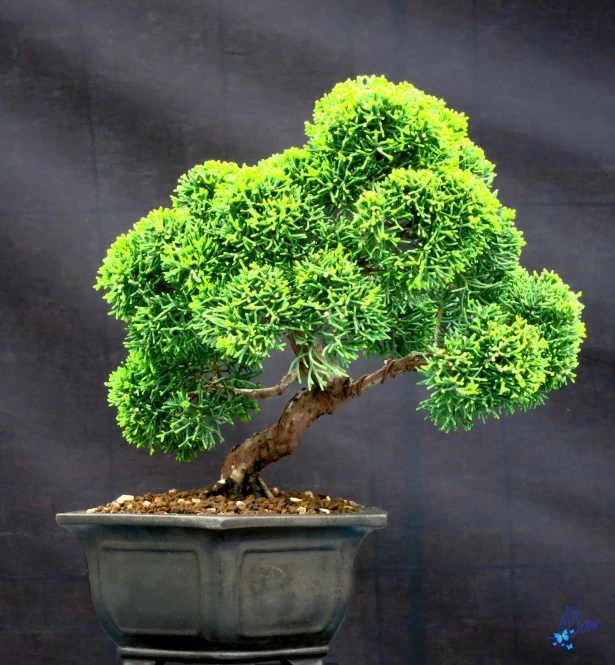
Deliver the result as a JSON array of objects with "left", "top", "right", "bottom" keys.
[{"left": 86, "top": 487, "right": 359, "bottom": 516}]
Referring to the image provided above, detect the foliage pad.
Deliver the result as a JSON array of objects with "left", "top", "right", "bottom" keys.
[{"left": 96, "top": 75, "right": 585, "bottom": 460}]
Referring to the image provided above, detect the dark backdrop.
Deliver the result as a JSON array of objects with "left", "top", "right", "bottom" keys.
[{"left": 1, "top": 1, "right": 614, "bottom": 664}]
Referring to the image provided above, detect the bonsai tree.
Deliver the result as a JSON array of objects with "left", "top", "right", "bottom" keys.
[{"left": 96, "top": 75, "right": 585, "bottom": 500}]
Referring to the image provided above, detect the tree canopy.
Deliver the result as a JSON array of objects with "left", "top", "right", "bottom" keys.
[{"left": 96, "top": 75, "right": 585, "bottom": 461}]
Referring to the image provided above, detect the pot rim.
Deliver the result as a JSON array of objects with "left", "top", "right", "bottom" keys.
[{"left": 56, "top": 505, "right": 387, "bottom": 530}]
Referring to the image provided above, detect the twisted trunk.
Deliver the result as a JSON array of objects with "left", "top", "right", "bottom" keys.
[
  {"left": 215, "top": 352, "right": 428, "bottom": 498},
  {"left": 221, "top": 378, "right": 346, "bottom": 496}
]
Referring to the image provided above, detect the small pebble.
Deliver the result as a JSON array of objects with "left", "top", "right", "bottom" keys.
[
  {"left": 86, "top": 508, "right": 97, "bottom": 514},
  {"left": 177, "top": 498, "right": 186, "bottom": 504},
  {"left": 115, "top": 495, "right": 134, "bottom": 505},
  {"left": 288, "top": 497, "right": 302, "bottom": 503},
  {"left": 168, "top": 489, "right": 177, "bottom": 494},
  {"left": 320, "top": 508, "right": 331, "bottom": 514},
  {"left": 297, "top": 506, "right": 307, "bottom": 514},
  {"left": 191, "top": 498, "right": 201, "bottom": 504},
  {"left": 143, "top": 501, "right": 151, "bottom": 507}
]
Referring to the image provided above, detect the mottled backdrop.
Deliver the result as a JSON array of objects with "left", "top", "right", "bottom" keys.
[{"left": 0, "top": 1, "right": 614, "bottom": 664}]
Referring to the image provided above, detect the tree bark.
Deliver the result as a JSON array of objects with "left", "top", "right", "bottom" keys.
[{"left": 216, "top": 351, "right": 428, "bottom": 497}]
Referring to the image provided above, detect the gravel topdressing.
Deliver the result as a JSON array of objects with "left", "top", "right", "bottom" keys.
[{"left": 86, "top": 487, "right": 359, "bottom": 516}]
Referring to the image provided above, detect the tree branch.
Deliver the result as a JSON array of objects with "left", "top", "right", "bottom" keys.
[
  {"left": 286, "top": 331, "right": 312, "bottom": 374},
  {"left": 286, "top": 330, "right": 332, "bottom": 383},
  {"left": 343, "top": 351, "right": 430, "bottom": 398},
  {"left": 189, "top": 370, "right": 297, "bottom": 402},
  {"left": 233, "top": 370, "right": 297, "bottom": 399},
  {"left": 434, "top": 308, "right": 443, "bottom": 346}
]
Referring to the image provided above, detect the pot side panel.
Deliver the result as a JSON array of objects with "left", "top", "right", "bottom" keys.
[
  {"left": 238, "top": 547, "right": 338, "bottom": 637},
  {"left": 99, "top": 548, "right": 201, "bottom": 636}
]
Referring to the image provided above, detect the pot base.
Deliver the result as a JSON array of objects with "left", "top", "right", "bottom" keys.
[
  {"left": 122, "top": 662, "right": 324, "bottom": 665},
  {"left": 122, "top": 658, "right": 324, "bottom": 665},
  {"left": 120, "top": 645, "right": 327, "bottom": 664}
]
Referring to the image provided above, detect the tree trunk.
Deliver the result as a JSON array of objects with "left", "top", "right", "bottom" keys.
[
  {"left": 215, "top": 352, "right": 428, "bottom": 498},
  {"left": 219, "top": 377, "right": 348, "bottom": 497}
]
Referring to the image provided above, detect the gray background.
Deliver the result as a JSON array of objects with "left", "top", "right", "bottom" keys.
[{"left": 1, "top": 1, "right": 614, "bottom": 664}]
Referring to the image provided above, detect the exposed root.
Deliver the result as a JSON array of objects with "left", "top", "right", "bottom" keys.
[
  {"left": 256, "top": 475, "right": 275, "bottom": 500},
  {"left": 200, "top": 473, "right": 273, "bottom": 501},
  {"left": 200, "top": 478, "right": 227, "bottom": 497}
]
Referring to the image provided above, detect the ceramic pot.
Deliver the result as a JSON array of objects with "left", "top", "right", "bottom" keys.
[{"left": 57, "top": 508, "right": 386, "bottom": 664}]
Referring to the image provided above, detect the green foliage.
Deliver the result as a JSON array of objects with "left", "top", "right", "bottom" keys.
[
  {"left": 96, "top": 75, "right": 585, "bottom": 459},
  {"left": 417, "top": 302, "right": 550, "bottom": 431},
  {"left": 106, "top": 350, "right": 257, "bottom": 461},
  {"left": 340, "top": 166, "right": 507, "bottom": 292},
  {"left": 304, "top": 77, "right": 494, "bottom": 206},
  {"left": 504, "top": 269, "right": 586, "bottom": 391},
  {"left": 417, "top": 269, "right": 585, "bottom": 431}
]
